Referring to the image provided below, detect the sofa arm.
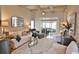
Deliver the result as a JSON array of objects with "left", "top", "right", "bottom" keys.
[{"left": 66, "top": 41, "right": 79, "bottom": 54}]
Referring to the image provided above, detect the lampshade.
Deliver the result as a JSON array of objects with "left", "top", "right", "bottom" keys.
[{"left": 1, "top": 21, "right": 8, "bottom": 27}]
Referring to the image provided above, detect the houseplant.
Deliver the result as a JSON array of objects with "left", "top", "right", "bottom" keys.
[{"left": 62, "top": 19, "right": 72, "bottom": 36}]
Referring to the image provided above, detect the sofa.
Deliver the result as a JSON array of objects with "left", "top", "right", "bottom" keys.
[
  {"left": 11, "top": 37, "right": 79, "bottom": 54},
  {"left": 10, "top": 34, "right": 31, "bottom": 49}
]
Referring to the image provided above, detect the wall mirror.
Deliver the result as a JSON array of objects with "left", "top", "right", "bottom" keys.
[{"left": 11, "top": 16, "right": 24, "bottom": 27}]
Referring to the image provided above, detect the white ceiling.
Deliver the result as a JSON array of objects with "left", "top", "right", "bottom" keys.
[
  {"left": 19, "top": 5, "right": 67, "bottom": 12},
  {"left": 18, "top": 5, "right": 67, "bottom": 20}
]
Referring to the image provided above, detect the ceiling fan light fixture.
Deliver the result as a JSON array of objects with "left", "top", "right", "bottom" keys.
[{"left": 42, "top": 11, "right": 46, "bottom": 15}]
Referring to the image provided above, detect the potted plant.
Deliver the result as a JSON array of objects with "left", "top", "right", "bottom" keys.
[{"left": 62, "top": 19, "right": 72, "bottom": 36}]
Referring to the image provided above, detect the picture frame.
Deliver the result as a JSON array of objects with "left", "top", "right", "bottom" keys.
[
  {"left": 69, "top": 12, "right": 77, "bottom": 35},
  {"left": 11, "top": 16, "right": 24, "bottom": 27},
  {"left": 74, "top": 12, "right": 77, "bottom": 35}
]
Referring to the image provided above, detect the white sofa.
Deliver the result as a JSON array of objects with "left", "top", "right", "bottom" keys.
[
  {"left": 10, "top": 34, "right": 31, "bottom": 49},
  {"left": 11, "top": 37, "right": 79, "bottom": 54},
  {"left": 66, "top": 41, "right": 79, "bottom": 54}
]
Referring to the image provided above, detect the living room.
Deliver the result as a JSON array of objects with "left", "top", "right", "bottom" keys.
[{"left": 0, "top": 5, "right": 79, "bottom": 54}]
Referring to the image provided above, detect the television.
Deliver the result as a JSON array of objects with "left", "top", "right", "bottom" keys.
[{"left": 11, "top": 16, "right": 24, "bottom": 27}]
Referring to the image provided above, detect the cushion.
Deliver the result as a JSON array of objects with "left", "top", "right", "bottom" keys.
[
  {"left": 15, "top": 35, "right": 21, "bottom": 42},
  {"left": 63, "top": 36, "right": 76, "bottom": 46},
  {"left": 66, "top": 41, "right": 78, "bottom": 54}
]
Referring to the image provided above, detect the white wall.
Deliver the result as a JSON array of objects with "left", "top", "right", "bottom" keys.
[{"left": 1, "top": 6, "right": 31, "bottom": 35}]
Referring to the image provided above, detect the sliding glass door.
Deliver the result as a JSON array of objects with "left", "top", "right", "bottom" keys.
[
  {"left": 41, "top": 20, "right": 57, "bottom": 35},
  {"left": 31, "top": 20, "right": 58, "bottom": 35}
]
